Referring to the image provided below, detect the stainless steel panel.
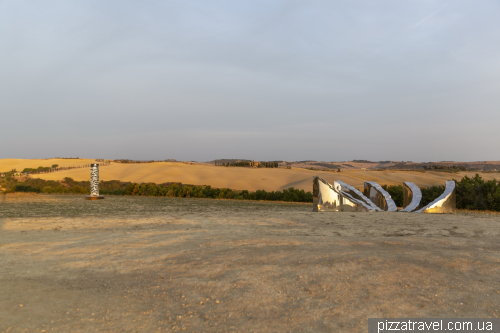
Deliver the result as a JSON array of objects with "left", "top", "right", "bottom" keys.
[
  {"left": 336, "top": 180, "right": 382, "bottom": 212},
  {"left": 363, "top": 181, "right": 397, "bottom": 212},
  {"left": 414, "top": 181, "right": 456, "bottom": 214},
  {"left": 400, "top": 181, "right": 422, "bottom": 212},
  {"left": 313, "top": 177, "right": 375, "bottom": 212}
]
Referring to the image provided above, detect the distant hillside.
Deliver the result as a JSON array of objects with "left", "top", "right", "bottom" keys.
[
  {"left": 289, "top": 160, "right": 400, "bottom": 170},
  {"left": 287, "top": 160, "right": 500, "bottom": 172},
  {"left": 210, "top": 159, "right": 254, "bottom": 165},
  {"left": 384, "top": 161, "right": 500, "bottom": 172}
]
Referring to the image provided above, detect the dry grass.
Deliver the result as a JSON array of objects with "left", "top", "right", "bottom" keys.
[
  {"left": 1, "top": 195, "right": 499, "bottom": 332},
  {"left": 457, "top": 209, "right": 500, "bottom": 216}
]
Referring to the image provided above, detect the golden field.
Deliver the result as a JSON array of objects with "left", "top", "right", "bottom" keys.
[
  {"left": 0, "top": 158, "right": 97, "bottom": 172},
  {"left": 2, "top": 159, "right": 499, "bottom": 191}
]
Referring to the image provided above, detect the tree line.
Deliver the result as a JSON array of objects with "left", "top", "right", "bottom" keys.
[
  {"left": 22, "top": 165, "right": 58, "bottom": 173},
  {"left": 1, "top": 177, "right": 313, "bottom": 202},
  {"left": 387, "top": 163, "right": 469, "bottom": 172},
  {"left": 215, "top": 161, "right": 280, "bottom": 168},
  {"left": 216, "top": 161, "right": 254, "bottom": 167},
  {"left": 422, "top": 165, "right": 467, "bottom": 172}
]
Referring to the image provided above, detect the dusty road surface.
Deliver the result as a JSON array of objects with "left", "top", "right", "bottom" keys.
[{"left": 1, "top": 194, "right": 499, "bottom": 332}]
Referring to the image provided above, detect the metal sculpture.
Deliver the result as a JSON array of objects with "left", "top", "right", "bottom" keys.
[
  {"left": 313, "top": 177, "right": 341, "bottom": 211},
  {"left": 363, "top": 181, "right": 397, "bottom": 211},
  {"left": 313, "top": 177, "right": 455, "bottom": 214},
  {"left": 85, "top": 164, "right": 104, "bottom": 200},
  {"left": 336, "top": 180, "right": 382, "bottom": 211},
  {"left": 400, "top": 181, "right": 422, "bottom": 212},
  {"left": 414, "top": 181, "right": 456, "bottom": 214},
  {"left": 313, "top": 177, "right": 378, "bottom": 212}
]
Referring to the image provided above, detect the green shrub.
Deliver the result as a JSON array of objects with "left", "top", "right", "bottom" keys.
[
  {"left": 455, "top": 174, "right": 500, "bottom": 211},
  {"left": 11, "top": 185, "right": 41, "bottom": 193},
  {"left": 383, "top": 185, "right": 404, "bottom": 207}
]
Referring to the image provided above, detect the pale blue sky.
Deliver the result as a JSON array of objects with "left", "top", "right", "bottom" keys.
[{"left": 1, "top": 1, "right": 499, "bottom": 161}]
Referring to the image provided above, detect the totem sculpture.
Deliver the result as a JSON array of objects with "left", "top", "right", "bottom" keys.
[
  {"left": 85, "top": 164, "right": 104, "bottom": 200},
  {"left": 313, "top": 176, "right": 455, "bottom": 213}
]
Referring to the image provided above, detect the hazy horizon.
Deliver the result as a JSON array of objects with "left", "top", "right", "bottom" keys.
[
  {"left": 3, "top": 157, "right": 499, "bottom": 164},
  {"left": 1, "top": 1, "right": 499, "bottom": 162}
]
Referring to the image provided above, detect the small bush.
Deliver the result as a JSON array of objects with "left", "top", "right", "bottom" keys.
[
  {"left": 11, "top": 185, "right": 41, "bottom": 193},
  {"left": 383, "top": 185, "right": 404, "bottom": 207}
]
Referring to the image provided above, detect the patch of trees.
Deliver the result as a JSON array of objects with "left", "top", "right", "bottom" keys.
[
  {"left": 311, "top": 163, "right": 343, "bottom": 169},
  {"left": 386, "top": 163, "right": 468, "bottom": 172},
  {"left": 385, "top": 162, "right": 412, "bottom": 170},
  {"left": 22, "top": 166, "right": 52, "bottom": 173},
  {"left": 10, "top": 184, "right": 41, "bottom": 193},
  {"left": 1, "top": 169, "right": 18, "bottom": 178},
  {"left": 216, "top": 161, "right": 255, "bottom": 167},
  {"left": 352, "top": 160, "right": 375, "bottom": 163},
  {"left": 3, "top": 177, "right": 89, "bottom": 194},
  {"left": 3, "top": 178, "right": 313, "bottom": 203},
  {"left": 115, "top": 183, "right": 312, "bottom": 202},
  {"left": 422, "top": 165, "right": 467, "bottom": 172},
  {"left": 95, "top": 159, "right": 110, "bottom": 163},
  {"left": 113, "top": 159, "right": 157, "bottom": 164},
  {"left": 215, "top": 160, "right": 280, "bottom": 168},
  {"left": 259, "top": 161, "right": 279, "bottom": 168},
  {"left": 455, "top": 174, "right": 500, "bottom": 211}
]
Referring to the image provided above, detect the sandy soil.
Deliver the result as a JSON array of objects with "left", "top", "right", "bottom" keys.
[
  {"left": 0, "top": 194, "right": 499, "bottom": 332},
  {"left": 28, "top": 161, "right": 500, "bottom": 191}
]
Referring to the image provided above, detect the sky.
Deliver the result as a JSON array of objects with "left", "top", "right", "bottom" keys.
[{"left": 1, "top": 0, "right": 499, "bottom": 162}]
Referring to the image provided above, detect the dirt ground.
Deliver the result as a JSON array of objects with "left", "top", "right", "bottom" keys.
[{"left": 1, "top": 194, "right": 499, "bottom": 333}]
